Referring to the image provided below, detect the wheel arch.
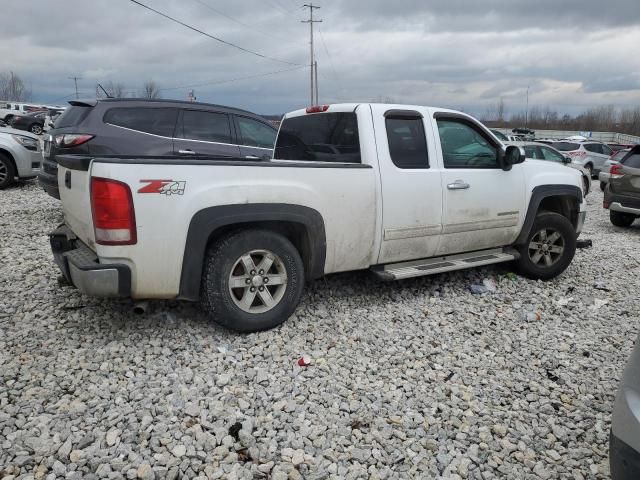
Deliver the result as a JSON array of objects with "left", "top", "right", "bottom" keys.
[
  {"left": 178, "top": 203, "right": 326, "bottom": 301},
  {"left": 0, "top": 148, "right": 17, "bottom": 176},
  {"left": 514, "top": 185, "right": 583, "bottom": 245}
]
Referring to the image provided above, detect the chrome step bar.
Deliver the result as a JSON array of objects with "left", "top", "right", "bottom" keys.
[{"left": 372, "top": 248, "right": 519, "bottom": 281}]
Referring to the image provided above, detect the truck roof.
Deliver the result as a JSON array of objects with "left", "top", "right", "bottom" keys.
[{"left": 283, "top": 103, "right": 465, "bottom": 119}]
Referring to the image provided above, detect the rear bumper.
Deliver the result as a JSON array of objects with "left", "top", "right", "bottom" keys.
[
  {"left": 611, "top": 432, "right": 640, "bottom": 480},
  {"left": 605, "top": 192, "right": 640, "bottom": 215},
  {"left": 598, "top": 171, "right": 610, "bottom": 184},
  {"left": 38, "top": 162, "right": 59, "bottom": 199},
  {"left": 49, "top": 225, "right": 131, "bottom": 297}
]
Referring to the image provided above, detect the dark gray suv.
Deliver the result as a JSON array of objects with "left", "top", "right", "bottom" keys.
[{"left": 39, "top": 98, "right": 277, "bottom": 199}]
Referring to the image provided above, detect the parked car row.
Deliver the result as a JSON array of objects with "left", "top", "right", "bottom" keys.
[{"left": 0, "top": 127, "right": 42, "bottom": 189}]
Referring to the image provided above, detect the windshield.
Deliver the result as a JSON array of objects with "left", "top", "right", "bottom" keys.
[
  {"left": 56, "top": 105, "right": 91, "bottom": 128},
  {"left": 491, "top": 130, "right": 508, "bottom": 141}
]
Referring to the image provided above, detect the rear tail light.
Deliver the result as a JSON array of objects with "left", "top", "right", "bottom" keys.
[
  {"left": 306, "top": 105, "right": 330, "bottom": 113},
  {"left": 603, "top": 201, "right": 610, "bottom": 209},
  {"left": 54, "top": 134, "right": 94, "bottom": 148},
  {"left": 90, "top": 177, "right": 137, "bottom": 245},
  {"left": 610, "top": 163, "right": 624, "bottom": 179}
]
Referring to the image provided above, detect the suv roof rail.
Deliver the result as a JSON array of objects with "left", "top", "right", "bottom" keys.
[{"left": 70, "top": 97, "right": 257, "bottom": 116}]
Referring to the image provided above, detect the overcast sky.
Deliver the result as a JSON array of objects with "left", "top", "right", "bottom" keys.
[{"left": 2, "top": 0, "right": 639, "bottom": 116}]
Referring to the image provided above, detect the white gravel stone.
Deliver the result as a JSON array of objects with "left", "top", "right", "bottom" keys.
[{"left": 0, "top": 182, "right": 637, "bottom": 479}]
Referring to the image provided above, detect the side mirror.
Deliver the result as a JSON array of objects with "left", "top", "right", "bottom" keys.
[
  {"left": 562, "top": 155, "right": 571, "bottom": 164},
  {"left": 500, "top": 145, "right": 525, "bottom": 171}
]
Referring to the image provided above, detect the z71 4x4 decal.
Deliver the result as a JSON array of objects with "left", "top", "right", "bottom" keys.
[{"left": 138, "top": 180, "right": 186, "bottom": 196}]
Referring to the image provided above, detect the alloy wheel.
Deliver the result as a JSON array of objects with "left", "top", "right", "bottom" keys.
[
  {"left": 228, "top": 249, "right": 288, "bottom": 314},
  {"left": 528, "top": 228, "right": 565, "bottom": 267}
]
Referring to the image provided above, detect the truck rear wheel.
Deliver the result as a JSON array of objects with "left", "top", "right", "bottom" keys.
[
  {"left": 200, "top": 229, "right": 305, "bottom": 332},
  {"left": 515, "top": 212, "right": 576, "bottom": 280},
  {"left": 0, "top": 153, "right": 16, "bottom": 189}
]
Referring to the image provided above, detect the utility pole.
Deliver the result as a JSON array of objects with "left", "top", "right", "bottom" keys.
[
  {"left": 69, "top": 76, "right": 81, "bottom": 99},
  {"left": 314, "top": 60, "right": 319, "bottom": 104},
  {"left": 302, "top": 4, "right": 321, "bottom": 106},
  {"left": 525, "top": 84, "right": 530, "bottom": 128}
]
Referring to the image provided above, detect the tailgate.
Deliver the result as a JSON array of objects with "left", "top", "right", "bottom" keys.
[{"left": 57, "top": 155, "right": 96, "bottom": 249}]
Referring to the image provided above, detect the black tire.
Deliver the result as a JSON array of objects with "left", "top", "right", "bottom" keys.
[
  {"left": 29, "top": 123, "right": 43, "bottom": 135},
  {"left": 584, "top": 163, "right": 593, "bottom": 177},
  {"left": 582, "top": 177, "right": 589, "bottom": 196},
  {"left": 610, "top": 210, "right": 636, "bottom": 228},
  {"left": 200, "top": 229, "right": 305, "bottom": 332},
  {"left": 515, "top": 212, "right": 577, "bottom": 280},
  {"left": 600, "top": 181, "right": 606, "bottom": 192},
  {"left": 0, "top": 153, "right": 16, "bottom": 189}
]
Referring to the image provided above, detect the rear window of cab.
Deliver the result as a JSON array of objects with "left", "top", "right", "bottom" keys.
[{"left": 274, "top": 112, "right": 361, "bottom": 163}]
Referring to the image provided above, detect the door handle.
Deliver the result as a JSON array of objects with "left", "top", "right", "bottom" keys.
[
  {"left": 178, "top": 149, "right": 196, "bottom": 155},
  {"left": 447, "top": 180, "right": 470, "bottom": 190}
]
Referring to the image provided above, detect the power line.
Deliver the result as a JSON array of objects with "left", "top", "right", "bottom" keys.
[
  {"left": 191, "top": 0, "right": 284, "bottom": 41},
  {"left": 128, "top": 0, "right": 300, "bottom": 66}
]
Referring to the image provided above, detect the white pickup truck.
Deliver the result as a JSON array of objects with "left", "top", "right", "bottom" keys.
[{"left": 50, "top": 103, "right": 586, "bottom": 331}]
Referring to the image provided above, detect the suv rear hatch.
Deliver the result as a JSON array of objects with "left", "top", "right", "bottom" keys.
[
  {"left": 40, "top": 100, "right": 96, "bottom": 198},
  {"left": 611, "top": 147, "right": 640, "bottom": 201}
]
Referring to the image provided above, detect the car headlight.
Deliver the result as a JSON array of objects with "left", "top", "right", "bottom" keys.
[{"left": 12, "top": 134, "right": 39, "bottom": 152}]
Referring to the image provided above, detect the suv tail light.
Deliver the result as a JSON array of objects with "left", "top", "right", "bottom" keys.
[
  {"left": 54, "top": 134, "right": 94, "bottom": 148},
  {"left": 610, "top": 163, "right": 624, "bottom": 179},
  {"left": 90, "top": 177, "right": 137, "bottom": 245}
]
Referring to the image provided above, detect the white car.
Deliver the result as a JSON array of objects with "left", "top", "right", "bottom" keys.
[
  {"left": 49, "top": 103, "right": 586, "bottom": 332},
  {"left": 552, "top": 138, "right": 613, "bottom": 178},
  {"left": 0, "top": 128, "right": 42, "bottom": 188},
  {"left": 507, "top": 141, "right": 591, "bottom": 196}
]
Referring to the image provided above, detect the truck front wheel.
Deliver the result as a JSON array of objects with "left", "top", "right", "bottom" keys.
[
  {"left": 515, "top": 212, "right": 576, "bottom": 280},
  {"left": 200, "top": 229, "right": 305, "bottom": 332}
]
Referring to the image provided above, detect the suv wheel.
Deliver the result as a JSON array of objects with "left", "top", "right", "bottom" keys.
[
  {"left": 515, "top": 212, "right": 576, "bottom": 280},
  {"left": 200, "top": 229, "right": 305, "bottom": 332},
  {"left": 600, "top": 181, "right": 606, "bottom": 192},
  {"left": 610, "top": 210, "right": 636, "bottom": 228},
  {"left": 584, "top": 163, "right": 593, "bottom": 177},
  {"left": 29, "top": 124, "right": 43, "bottom": 135},
  {"left": 0, "top": 153, "right": 16, "bottom": 189}
]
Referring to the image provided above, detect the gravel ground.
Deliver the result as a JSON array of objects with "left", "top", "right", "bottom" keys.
[{"left": 1, "top": 181, "right": 639, "bottom": 480}]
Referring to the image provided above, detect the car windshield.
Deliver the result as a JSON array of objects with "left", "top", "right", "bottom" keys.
[
  {"left": 491, "top": 130, "right": 508, "bottom": 141},
  {"left": 552, "top": 142, "right": 580, "bottom": 152}
]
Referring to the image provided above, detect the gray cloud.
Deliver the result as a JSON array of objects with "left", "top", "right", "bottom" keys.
[{"left": 0, "top": 0, "right": 639, "bottom": 115}]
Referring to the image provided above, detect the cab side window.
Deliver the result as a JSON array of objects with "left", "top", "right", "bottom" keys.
[
  {"left": 385, "top": 116, "right": 429, "bottom": 169},
  {"left": 436, "top": 119, "right": 498, "bottom": 168}
]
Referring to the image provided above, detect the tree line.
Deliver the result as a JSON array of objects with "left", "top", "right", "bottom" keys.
[
  {"left": 483, "top": 100, "right": 640, "bottom": 137},
  {"left": 0, "top": 71, "right": 162, "bottom": 102}
]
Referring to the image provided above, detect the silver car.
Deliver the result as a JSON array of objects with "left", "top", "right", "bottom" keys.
[
  {"left": 507, "top": 141, "right": 591, "bottom": 196},
  {"left": 599, "top": 148, "right": 630, "bottom": 191},
  {"left": 611, "top": 334, "right": 640, "bottom": 479},
  {"left": 0, "top": 127, "right": 42, "bottom": 189},
  {"left": 552, "top": 139, "right": 614, "bottom": 178}
]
